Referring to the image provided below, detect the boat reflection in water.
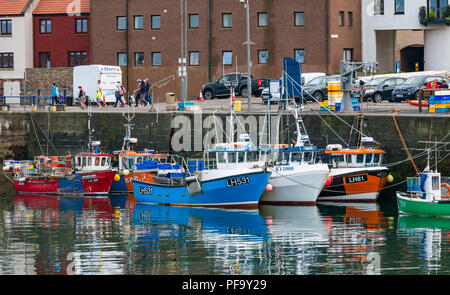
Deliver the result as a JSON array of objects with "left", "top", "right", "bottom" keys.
[
  {"left": 397, "top": 215, "right": 450, "bottom": 274},
  {"left": 13, "top": 194, "right": 126, "bottom": 275},
  {"left": 132, "top": 204, "right": 269, "bottom": 274}
]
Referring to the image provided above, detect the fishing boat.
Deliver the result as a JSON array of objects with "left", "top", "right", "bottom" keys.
[
  {"left": 397, "top": 162, "right": 450, "bottom": 218},
  {"left": 317, "top": 137, "right": 390, "bottom": 202},
  {"left": 132, "top": 134, "right": 271, "bottom": 209},
  {"left": 4, "top": 141, "right": 117, "bottom": 196},
  {"left": 3, "top": 107, "right": 117, "bottom": 196},
  {"left": 259, "top": 108, "right": 330, "bottom": 205},
  {"left": 109, "top": 113, "right": 180, "bottom": 194}
]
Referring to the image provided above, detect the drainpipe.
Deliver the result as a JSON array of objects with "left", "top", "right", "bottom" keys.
[
  {"left": 325, "top": 0, "right": 329, "bottom": 75},
  {"left": 126, "top": 0, "right": 129, "bottom": 92},
  {"left": 208, "top": 0, "right": 211, "bottom": 81}
]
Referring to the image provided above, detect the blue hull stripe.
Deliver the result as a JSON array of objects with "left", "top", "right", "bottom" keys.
[{"left": 132, "top": 172, "right": 270, "bottom": 207}]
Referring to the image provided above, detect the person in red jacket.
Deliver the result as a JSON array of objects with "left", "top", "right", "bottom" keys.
[{"left": 426, "top": 79, "right": 439, "bottom": 89}]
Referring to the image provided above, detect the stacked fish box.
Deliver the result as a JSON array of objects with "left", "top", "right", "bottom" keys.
[
  {"left": 327, "top": 81, "right": 343, "bottom": 111},
  {"left": 429, "top": 91, "right": 450, "bottom": 113},
  {"left": 319, "top": 101, "right": 329, "bottom": 111},
  {"left": 351, "top": 97, "right": 361, "bottom": 111}
]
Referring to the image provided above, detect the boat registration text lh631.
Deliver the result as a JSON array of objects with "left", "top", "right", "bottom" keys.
[{"left": 226, "top": 176, "right": 250, "bottom": 187}]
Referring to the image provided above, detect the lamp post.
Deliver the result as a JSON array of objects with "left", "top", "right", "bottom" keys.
[{"left": 241, "top": 0, "right": 252, "bottom": 111}]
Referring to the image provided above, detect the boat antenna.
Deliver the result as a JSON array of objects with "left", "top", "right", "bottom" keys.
[{"left": 122, "top": 111, "right": 135, "bottom": 151}]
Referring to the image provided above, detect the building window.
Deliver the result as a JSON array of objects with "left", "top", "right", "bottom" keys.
[
  {"left": 39, "top": 52, "right": 51, "bottom": 68},
  {"left": 0, "top": 53, "right": 13, "bottom": 68},
  {"left": 0, "top": 20, "right": 12, "bottom": 35},
  {"left": 189, "top": 14, "right": 199, "bottom": 28},
  {"left": 348, "top": 12, "right": 353, "bottom": 26},
  {"left": 75, "top": 18, "right": 88, "bottom": 33},
  {"left": 68, "top": 51, "right": 87, "bottom": 67},
  {"left": 429, "top": 0, "right": 448, "bottom": 18},
  {"left": 152, "top": 52, "right": 161, "bottom": 66},
  {"left": 343, "top": 49, "right": 353, "bottom": 62},
  {"left": 151, "top": 15, "right": 160, "bottom": 30},
  {"left": 258, "top": 12, "right": 268, "bottom": 27},
  {"left": 394, "top": 0, "right": 405, "bottom": 14},
  {"left": 222, "top": 13, "right": 232, "bottom": 28},
  {"left": 40, "top": 19, "right": 51, "bottom": 33},
  {"left": 189, "top": 51, "right": 199, "bottom": 66},
  {"left": 294, "top": 12, "right": 304, "bottom": 26},
  {"left": 339, "top": 11, "right": 345, "bottom": 26},
  {"left": 135, "top": 52, "right": 144, "bottom": 66},
  {"left": 117, "top": 53, "right": 127, "bottom": 66},
  {"left": 117, "top": 16, "right": 127, "bottom": 30},
  {"left": 258, "top": 50, "right": 269, "bottom": 64},
  {"left": 294, "top": 49, "right": 305, "bottom": 63},
  {"left": 134, "top": 16, "right": 143, "bottom": 30},
  {"left": 222, "top": 51, "right": 232, "bottom": 65},
  {"left": 374, "top": 0, "right": 384, "bottom": 15}
]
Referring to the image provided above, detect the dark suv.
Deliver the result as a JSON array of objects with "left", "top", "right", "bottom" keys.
[
  {"left": 302, "top": 75, "right": 340, "bottom": 102},
  {"left": 391, "top": 75, "right": 450, "bottom": 102},
  {"left": 362, "top": 77, "right": 406, "bottom": 103}
]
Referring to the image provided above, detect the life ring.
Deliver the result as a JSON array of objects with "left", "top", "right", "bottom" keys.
[{"left": 441, "top": 183, "right": 450, "bottom": 198}]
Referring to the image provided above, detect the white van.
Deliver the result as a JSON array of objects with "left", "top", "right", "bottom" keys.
[
  {"left": 262, "top": 72, "right": 326, "bottom": 102},
  {"left": 73, "top": 65, "right": 123, "bottom": 104}
]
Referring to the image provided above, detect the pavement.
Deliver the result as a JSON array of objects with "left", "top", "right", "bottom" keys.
[{"left": 2, "top": 96, "right": 449, "bottom": 117}]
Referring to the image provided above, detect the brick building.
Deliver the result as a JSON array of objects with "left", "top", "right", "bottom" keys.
[
  {"left": 90, "top": 0, "right": 361, "bottom": 100},
  {"left": 33, "top": 0, "right": 91, "bottom": 68}
]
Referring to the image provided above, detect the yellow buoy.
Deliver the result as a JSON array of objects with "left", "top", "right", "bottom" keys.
[
  {"left": 387, "top": 174, "right": 394, "bottom": 183},
  {"left": 114, "top": 174, "right": 121, "bottom": 182}
]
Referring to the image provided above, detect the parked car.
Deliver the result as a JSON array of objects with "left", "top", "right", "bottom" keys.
[
  {"left": 261, "top": 72, "right": 326, "bottom": 103},
  {"left": 391, "top": 75, "right": 450, "bottom": 102},
  {"left": 201, "top": 73, "right": 268, "bottom": 100},
  {"left": 302, "top": 75, "right": 340, "bottom": 102},
  {"left": 362, "top": 77, "right": 406, "bottom": 103}
]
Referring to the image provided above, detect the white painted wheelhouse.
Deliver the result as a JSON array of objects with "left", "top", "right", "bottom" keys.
[{"left": 74, "top": 141, "right": 113, "bottom": 172}]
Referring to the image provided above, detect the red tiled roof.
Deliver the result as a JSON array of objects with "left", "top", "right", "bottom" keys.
[
  {"left": 0, "top": 0, "right": 32, "bottom": 16},
  {"left": 33, "top": 0, "right": 90, "bottom": 15}
]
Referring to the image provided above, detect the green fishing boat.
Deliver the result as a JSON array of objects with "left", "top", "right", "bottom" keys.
[{"left": 397, "top": 171, "right": 450, "bottom": 218}]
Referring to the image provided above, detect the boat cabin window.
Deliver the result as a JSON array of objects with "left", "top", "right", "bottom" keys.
[
  {"left": 136, "top": 157, "right": 143, "bottom": 164},
  {"left": 366, "top": 153, "right": 373, "bottom": 164},
  {"left": 77, "top": 157, "right": 81, "bottom": 167},
  {"left": 346, "top": 154, "right": 352, "bottom": 163},
  {"left": 260, "top": 150, "right": 267, "bottom": 162},
  {"left": 247, "top": 151, "right": 259, "bottom": 162},
  {"left": 95, "top": 157, "right": 100, "bottom": 166},
  {"left": 101, "top": 157, "right": 106, "bottom": 166},
  {"left": 218, "top": 152, "right": 226, "bottom": 163},
  {"left": 330, "top": 154, "right": 345, "bottom": 166},
  {"left": 432, "top": 176, "right": 440, "bottom": 190},
  {"left": 291, "top": 152, "right": 302, "bottom": 162},
  {"left": 228, "top": 152, "right": 237, "bottom": 164},
  {"left": 356, "top": 154, "right": 364, "bottom": 164},
  {"left": 373, "top": 153, "right": 381, "bottom": 165},
  {"left": 238, "top": 152, "right": 245, "bottom": 163},
  {"left": 82, "top": 157, "right": 86, "bottom": 167},
  {"left": 303, "top": 152, "right": 315, "bottom": 164}
]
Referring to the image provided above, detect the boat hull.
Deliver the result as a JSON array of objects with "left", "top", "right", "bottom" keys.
[
  {"left": 317, "top": 167, "right": 389, "bottom": 202},
  {"left": 14, "top": 171, "right": 116, "bottom": 196},
  {"left": 110, "top": 171, "right": 156, "bottom": 194},
  {"left": 260, "top": 164, "right": 329, "bottom": 205},
  {"left": 397, "top": 193, "right": 450, "bottom": 218},
  {"left": 132, "top": 171, "right": 271, "bottom": 209}
]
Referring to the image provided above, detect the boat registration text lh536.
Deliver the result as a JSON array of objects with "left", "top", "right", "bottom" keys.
[{"left": 226, "top": 176, "right": 250, "bottom": 187}]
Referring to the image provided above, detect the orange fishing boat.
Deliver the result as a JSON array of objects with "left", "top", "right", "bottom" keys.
[{"left": 317, "top": 140, "right": 390, "bottom": 202}]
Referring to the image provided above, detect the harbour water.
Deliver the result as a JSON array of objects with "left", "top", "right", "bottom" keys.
[{"left": 0, "top": 182, "right": 449, "bottom": 275}]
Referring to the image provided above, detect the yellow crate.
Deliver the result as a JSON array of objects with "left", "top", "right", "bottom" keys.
[{"left": 234, "top": 101, "right": 241, "bottom": 112}]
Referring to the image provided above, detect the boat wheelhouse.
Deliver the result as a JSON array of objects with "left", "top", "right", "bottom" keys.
[{"left": 318, "top": 139, "right": 390, "bottom": 202}]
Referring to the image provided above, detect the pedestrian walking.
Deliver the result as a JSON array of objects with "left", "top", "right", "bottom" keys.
[
  {"left": 114, "top": 81, "right": 125, "bottom": 107},
  {"left": 144, "top": 78, "right": 152, "bottom": 106},
  {"left": 77, "top": 85, "right": 87, "bottom": 109},
  {"left": 138, "top": 79, "right": 147, "bottom": 106},
  {"left": 96, "top": 80, "right": 105, "bottom": 107},
  {"left": 51, "top": 83, "right": 59, "bottom": 106},
  {"left": 133, "top": 79, "right": 142, "bottom": 107}
]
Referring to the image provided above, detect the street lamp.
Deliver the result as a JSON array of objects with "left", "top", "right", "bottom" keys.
[{"left": 240, "top": 0, "right": 252, "bottom": 111}]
